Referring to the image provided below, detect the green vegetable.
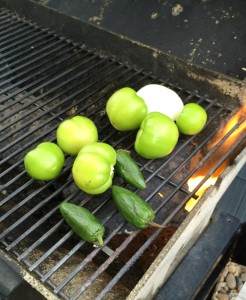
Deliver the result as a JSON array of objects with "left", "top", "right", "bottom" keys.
[
  {"left": 56, "top": 115, "right": 98, "bottom": 155},
  {"left": 24, "top": 142, "right": 64, "bottom": 180},
  {"left": 134, "top": 112, "right": 179, "bottom": 159},
  {"left": 111, "top": 185, "right": 163, "bottom": 229},
  {"left": 78, "top": 142, "right": 117, "bottom": 166},
  {"left": 60, "top": 202, "right": 105, "bottom": 246},
  {"left": 176, "top": 103, "right": 207, "bottom": 135},
  {"left": 72, "top": 142, "right": 116, "bottom": 194},
  {"left": 115, "top": 149, "right": 146, "bottom": 189},
  {"left": 106, "top": 87, "right": 147, "bottom": 131}
]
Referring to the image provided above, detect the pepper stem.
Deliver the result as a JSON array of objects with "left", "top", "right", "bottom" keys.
[
  {"left": 148, "top": 220, "right": 165, "bottom": 228},
  {"left": 117, "top": 149, "right": 131, "bottom": 154},
  {"left": 97, "top": 235, "right": 104, "bottom": 247}
]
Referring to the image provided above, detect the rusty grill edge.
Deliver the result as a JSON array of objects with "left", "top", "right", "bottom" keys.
[{"left": 0, "top": 8, "right": 245, "bottom": 300}]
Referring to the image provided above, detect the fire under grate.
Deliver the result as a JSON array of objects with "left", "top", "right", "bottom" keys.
[{"left": 0, "top": 8, "right": 245, "bottom": 300}]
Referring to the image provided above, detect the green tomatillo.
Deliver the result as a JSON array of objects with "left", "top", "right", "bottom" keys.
[
  {"left": 134, "top": 112, "right": 179, "bottom": 159},
  {"left": 56, "top": 115, "right": 98, "bottom": 155},
  {"left": 72, "top": 142, "right": 116, "bottom": 194},
  {"left": 24, "top": 142, "right": 65, "bottom": 180},
  {"left": 176, "top": 103, "right": 207, "bottom": 135},
  {"left": 106, "top": 87, "right": 147, "bottom": 131}
]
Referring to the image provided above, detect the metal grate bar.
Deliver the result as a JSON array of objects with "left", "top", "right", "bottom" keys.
[
  {"left": 0, "top": 34, "right": 69, "bottom": 86},
  {"left": 57, "top": 228, "right": 133, "bottom": 297},
  {"left": 0, "top": 15, "right": 26, "bottom": 29},
  {"left": 0, "top": 38, "right": 66, "bottom": 76},
  {"left": 28, "top": 191, "right": 119, "bottom": 274},
  {"left": 0, "top": 40, "right": 73, "bottom": 94},
  {"left": 3, "top": 179, "right": 72, "bottom": 248},
  {"left": 0, "top": 175, "right": 69, "bottom": 225},
  {"left": 0, "top": 11, "right": 10, "bottom": 19},
  {"left": 0, "top": 33, "right": 57, "bottom": 67},
  {"left": 0, "top": 167, "right": 71, "bottom": 240},
  {"left": 0, "top": 44, "right": 82, "bottom": 109},
  {"left": 15, "top": 182, "right": 82, "bottom": 259},
  {"left": 0, "top": 27, "right": 44, "bottom": 53},
  {"left": 0, "top": 10, "right": 21, "bottom": 19},
  {"left": 146, "top": 170, "right": 198, "bottom": 198},
  {"left": 0, "top": 30, "right": 59, "bottom": 65},
  {"left": 0, "top": 50, "right": 97, "bottom": 122},
  {"left": 0, "top": 17, "right": 28, "bottom": 28},
  {"left": 0, "top": 22, "right": 29, "bottom": 38},
  {"left": 0, "top": 62, "right": 125, "bottom": 163},
  {"left": 0, "top": 170, "right": 26, "bottom": 194},
  {"left": 0, "top": 23, "right": 37, "bottom": 45}
]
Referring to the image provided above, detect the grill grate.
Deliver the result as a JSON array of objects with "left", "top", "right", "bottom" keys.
[{"left": 0, "top": 8, "right": 245, "bottom": 300}]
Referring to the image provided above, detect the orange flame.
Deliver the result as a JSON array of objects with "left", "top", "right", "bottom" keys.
[
  {"left": 185, "top": 104, "right": 246, "bottom": 212},
  {"left": 209, "top": 104, "right": 246, "bottom": 152},
  {"left": 185, "top": 176, "right": 218, "bottom": 212}
]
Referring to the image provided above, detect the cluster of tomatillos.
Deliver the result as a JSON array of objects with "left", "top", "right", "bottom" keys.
[
  {"left": 106, "top": 84, "right": 207, "bottom": 159},
  {"left": 23, "top": 84, "right": 207, "bottom": 246}
]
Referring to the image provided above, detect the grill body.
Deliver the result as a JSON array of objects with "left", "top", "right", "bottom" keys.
[{"left": 0, "top": 3, "right": 245, "bottom": 300}]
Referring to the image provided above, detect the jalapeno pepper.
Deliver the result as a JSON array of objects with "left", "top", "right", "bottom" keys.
[
  {"left": 60, "top": 202, "right": 105, "bottom": 246},
  {"left": 111, "top": 185, "right": 163, "bottom": 229}
]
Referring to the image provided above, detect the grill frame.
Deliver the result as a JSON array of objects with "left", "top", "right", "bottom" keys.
[{"left": 0, "top": 4, "right": 245, "bottom": 300}]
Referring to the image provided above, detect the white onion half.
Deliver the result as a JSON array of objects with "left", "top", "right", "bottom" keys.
[{"left": 136, "top": 84, "right": 184, "bottom": 120}]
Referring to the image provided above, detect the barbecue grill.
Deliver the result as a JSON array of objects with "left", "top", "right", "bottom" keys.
[{"left": 0, "top": 1, "right": 245, "bottom": 300}]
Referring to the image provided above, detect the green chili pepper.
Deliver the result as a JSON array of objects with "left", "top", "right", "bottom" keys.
[
  {"left": 115, "top": 149, "right": 146, "bottom": 189},
  {"left": 60, "top": 202, "right": 105, "bottom": 246},
  {"left": 111, "top": 185, "right": 163, "bottom": 229}
]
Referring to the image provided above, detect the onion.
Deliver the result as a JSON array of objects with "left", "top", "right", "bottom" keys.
[{"left": 136, "top": 84, "right": 184, "bottom": 120}]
